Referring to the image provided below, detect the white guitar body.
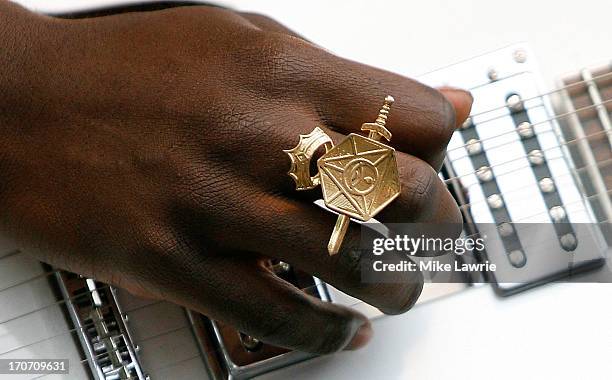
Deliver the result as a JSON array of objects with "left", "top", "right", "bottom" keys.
[{"left": 3, "top": 1, "right": 612, "bottom": 379}]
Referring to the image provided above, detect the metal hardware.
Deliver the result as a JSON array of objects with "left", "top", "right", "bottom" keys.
[
  {"left": 54, "top": 272, "right": 147, "bottom": 380},
  {"left": 513, "top": 49, "right": 527, "bottom": 63}
]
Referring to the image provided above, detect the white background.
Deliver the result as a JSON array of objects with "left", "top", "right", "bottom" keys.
[
  {"left": 14, "top": 0, "right": 612, "bottom": 87},
  {"left": 9, "top": 1, "right": 612, "bottom": 379}
]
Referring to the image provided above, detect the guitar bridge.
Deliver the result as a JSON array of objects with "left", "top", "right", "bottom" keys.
[{"left": 53, "top": 272, "right": 147, "bottom": 380}]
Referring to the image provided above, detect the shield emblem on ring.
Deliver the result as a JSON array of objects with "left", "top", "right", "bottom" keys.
[{"left": 317, "top": 133, "right": 401, "bottom": 221}]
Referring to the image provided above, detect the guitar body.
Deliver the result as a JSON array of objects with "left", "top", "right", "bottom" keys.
[{"left": 1, "top": 1, "right": 611, "bottom": 379}]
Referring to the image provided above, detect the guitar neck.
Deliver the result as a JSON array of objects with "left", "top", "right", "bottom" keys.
[{"left": 559, "top": 63, "right": 612, "bottom": 235}]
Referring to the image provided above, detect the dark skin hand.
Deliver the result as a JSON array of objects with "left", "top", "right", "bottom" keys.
[{"left": 0, "top": 1, "right": 472, "bottom": 353}]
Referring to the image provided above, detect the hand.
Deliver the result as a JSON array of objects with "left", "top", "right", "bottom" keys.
[{"left": 0, "top": 2, "right": 472, "bottom": 354}]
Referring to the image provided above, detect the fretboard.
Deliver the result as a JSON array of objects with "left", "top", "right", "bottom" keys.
[{"left": 559, "top": 63, "right": 612, "bottom": 243}]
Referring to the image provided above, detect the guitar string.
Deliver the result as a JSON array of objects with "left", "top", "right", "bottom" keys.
[
  {"left": 0, "top": 283, "right": 112, "bottom": 326},
  {"left": 19, "top": 213, "right": 612, "bottom": 374},
  {"left": 382, "top": 191, "right": 612, "bottom": 266},
  {"left": 18, "top": 72, "right": 612, "bottom": 379},
  {"left": 0, "top": 150, "right": 609, "bottom": 326},
  {"left": 0, "top": 66, "right": 605, "bottom": 274},
  {"left": 288, "top": 189, "right": 612, "bottom": 306},
  {"left": 5, "top": 57, "right": 611, "bottom": 379},
  {"left": 6, "top": 221, "right": 611, "bottom": 367},
  {"left": 459, "top": 70, "right": 612, "bottom": 120},
  {"left": 25, "top": 220, "right": 612, "bottom": 370},
  {"left": 0, "top": 98, "right": 608, "bottom": 294},
  {"left": 0, "top": 74, "right": 608, "bottom": 287},
  {"left": 3, "top": 69, "right": 612, "bottom": 370},
  {"left": 0, "top": 112, "right": 601, "bottom": 294},
  {"left": 3, "top": 213, "right": 611, "bottom": 365},
  {"left": 4, "top": 293, "right": 369, "bottom": 369},
  {"left": 455, "top": 157, "right": 612, "bottom": 211},
  {"left": 4, "top": 106, "right": 601, "bottom": 294},
  {"left": 0, "top": 186, "right": 612, "bottom": 340},
  {"left": 414, "top": 69, "right": 612, "bottom": 153},
  {"left": 0, "top": 283, "right": 363, "bottom": 367},
  {"left": 442, "top": 128, "right": 610, "bottom": 185},
  {"left": 445, "top": 99, "right": 611, "bottom": 156}
]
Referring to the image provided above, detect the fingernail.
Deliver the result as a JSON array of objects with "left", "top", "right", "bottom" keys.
[
  {"left": 344, "top": 320, "right": 373, "bottom": 350},
  {"left": 438, "top": 86, "right": 474, "bottom": 128},
  {"left": 438, "top": 86, "right": 473, "bottom": 102}
]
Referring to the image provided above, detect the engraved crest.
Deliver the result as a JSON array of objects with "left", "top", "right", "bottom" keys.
[
  {"left": 317, "top": 133, "right": 400, "bottom": 221},
  {"left": 283, "top": 95, "right": 399, "bottom": 255}
]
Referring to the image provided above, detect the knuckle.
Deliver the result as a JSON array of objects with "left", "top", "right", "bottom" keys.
[
  {"left": 246, "top": 33, "right": 313, "bottom": 90},
  {"left": 135, "top": 225, "right": 185, "bottom": 267},
  {"left": 400, "top": 160, "right": 438, "bottom": 218},
  {"left": 334, "top": 231, "right": 368, "bottom": 285}
]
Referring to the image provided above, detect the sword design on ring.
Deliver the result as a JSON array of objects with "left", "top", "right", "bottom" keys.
[{"left": 284, "top": 96, "right": 401, "bottom": 255}]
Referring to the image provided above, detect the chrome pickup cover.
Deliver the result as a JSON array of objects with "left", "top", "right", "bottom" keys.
[{"left": 420, "top": 43, "right": 608, "bottom": 294}]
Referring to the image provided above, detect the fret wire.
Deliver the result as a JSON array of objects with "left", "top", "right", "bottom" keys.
[
  {"left": 446, "top": 99, "right": 612, "bottom": 155},
  {"left": 443, "top": 128, "right": 610, "bottom": 185},
  {"left": 581, "top": 69, "right": 612, "bottom": 148},
  {"left": 562, "top": 75, "right": 612, "bottom": 223}
]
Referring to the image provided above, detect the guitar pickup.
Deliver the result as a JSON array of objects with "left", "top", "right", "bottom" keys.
[{"left": 436, "top": 44, "right": 609, "bottom": 295}]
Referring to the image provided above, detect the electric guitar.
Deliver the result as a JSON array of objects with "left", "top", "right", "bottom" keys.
[{"left": 1, "top": 2, "right": 610, "bottom": 380}]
